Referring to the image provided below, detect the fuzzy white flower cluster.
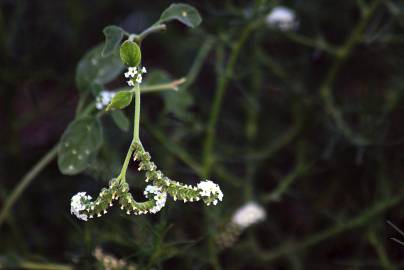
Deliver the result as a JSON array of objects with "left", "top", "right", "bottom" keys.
[
  {"left": 231, "top": 202, "right": 266, "bottom": 229},
  {"left": 124, "top": 66, "right": 147, "bottom": 86},
  {"left": 70, "top": 192, "right": 92, "bottom": 221},
  {"left": 266, "top": 6, "right": 298, "bottom": 31},
  {"left": 197, "top": 180, "right": 224, "bottom": 205},
  {"left": 144, "top": 185, "right": 167, "bottom": 214},
  {"left": 95, "top": 90, "right": 116, "bottom": 110}
]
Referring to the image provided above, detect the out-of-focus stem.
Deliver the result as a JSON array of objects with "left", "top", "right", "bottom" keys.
[
  {"left": 255, "top": 192, "right": 404, "bottom": 262},
  {"left": 0, "top": 144, "right": 59, "bottom": 227},
  {"left": 320, "top": 0, "right": 381, "bottom": 146}
]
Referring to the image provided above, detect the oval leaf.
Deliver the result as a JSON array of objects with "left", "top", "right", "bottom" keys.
[
  {"left": 102, "top": 25, "right": 124, "bottom": 57},
  {"left": 120, "top": 40, "right": 141, "bottom": 67},
  {"left": 58, "top": 116, "right": 103, "bottom": 175},
  {"left": 76, "top": 44, "right": 124, "bottom": 94},
  {"left": 158, "top": 4, "right": 202, "bottom": 28},
  {"left": 111, "top": 110, "right": 130, "bottom": 131},
  {"left": 106, "top": 90, "right": 133, "bottom": 111}
]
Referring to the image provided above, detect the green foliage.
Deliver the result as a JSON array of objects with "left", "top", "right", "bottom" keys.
[
  {"left": 144, "top": 70, "right": 193, "bottom": 119},
  {"left": 75, "top": 44, "right": 123, "bottom": 95},
  {"left": 102, "top": 25, "right": 124, "bottom": 57},
  {"left": 119, "top": 40, "right": 141, "bottom": 67},
  {"left": 158, "top": 3, "right": 202, "bottom": 28},
  {"left": 106, "top": 90, "right": 134, "bottom": 111},
  {"left": 110, "top": 110, "right": 130, "bottom": 132},
  {"left": 5, "top": 1, "right": 404, "bottom": 270},
  {"left": 57, "top": 116, "right": 103, "bottom": 175}
]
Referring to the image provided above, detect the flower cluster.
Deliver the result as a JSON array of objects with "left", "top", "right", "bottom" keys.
[
  {"left": 266, "top": 6, "right": 299, "bottom": 31},
  {"left": 70, "top": 192, "right": 92, "bottom": 221},
  {"left": 197, "top": 180, "right": 224, "bottom": 206},
  {"left": 124, "top": 66, "right": 147, "bottom": 86},
  {"left": 95, "top": 90, "right": 116, "bottom": 110},
  {"left": 133, "top": 143, "right": 223, "bottom": 206},
  {"left": 70, "top": 143, "right": 223, "bottom": 221},
  {"left": 144, "top": 185, "right": 167, "bottom": 214}
]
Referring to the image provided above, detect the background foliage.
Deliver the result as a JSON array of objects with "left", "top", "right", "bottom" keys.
[{"left": 1, "top": 0, "right": 404, "bottom": 269}]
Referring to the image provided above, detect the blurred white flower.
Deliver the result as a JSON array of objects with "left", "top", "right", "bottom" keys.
[
  {"left": 231, "top": 202, "right": 266, "bottom": 229},
  {"left": 95, "top": 90, "right": 115, "bottom": 110},
  {"left": 70, "top": 192, "right": 91, "bottom": 221},
  {"left": 266, "top": 6, "right": 298, "bottom": 31}
]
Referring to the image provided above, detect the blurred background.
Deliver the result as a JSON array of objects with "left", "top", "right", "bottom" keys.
[{"left": 1, "top": 0, "right": 404, "bottom": 269}]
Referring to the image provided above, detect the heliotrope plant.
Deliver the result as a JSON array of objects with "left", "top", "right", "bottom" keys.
[{"left": 63, "top": 4, "right": 223, "bottom": 221}]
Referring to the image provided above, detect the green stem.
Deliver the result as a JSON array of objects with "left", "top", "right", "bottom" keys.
[
  {"left": 19, "top": 261, "right": 73, "bottom": 270},
  {"left": 255, "top": 192, "right": 404, "bottom": 263},
  {"left": 283, "top": 32, "right": 338, "bottom": 55},
  {"left": 112, "top": 79, "right": 186, "bottom": 94},
  {"left": 118, "top": 84, "right": 141, "bottom": 182},
  {"left": 0, "top": 101, "right": 99, "bottom": 228},
  {"left": 202, "top": 19, "right": 262, "bottom": 177},
  {"left": 367, "top": 229, "right": 397, "bottom": 270},
  {"left": 137, "top": 24, "right": 167, "bottom": 43},
  {"left": 200, "top": 19, "right": 263, "bottom": 270},
  {"left": 134, "top": 84, "right": 141, "bottom": 142},
  {"left": 141, "top": 78, "right": 186, "bottom": 93},
  {"left": 320, "top": 0, "right": 380, "bottom": 146},
  {"left": 0, "top": 144, "right": 59, "bottom": 227}
]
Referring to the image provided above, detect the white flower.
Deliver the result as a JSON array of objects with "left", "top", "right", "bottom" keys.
[
  {"left": 266, "top": 6, "right": 298, "bottom": 31},
  {"left": 231, "top": 202, "right": 266, "bottom": 229},
  {"left": 95, "top": 90, "right": 116, "bottom": 110},
  {"left": 125, "top": 67, "right": 138, "bottom": 78},
  {"left": 135, "top": 74, "right": 142, "bottom": 84},
  {"left": 144, "top": 185, "right": 167, "bottom": 214},
  {"left": 124, "top": 66, "right": 146, "bottom": 85},
  {"left": 197, "top": 180, "right": 223, "bottom": 205},
  {"left": 70, "top": 192, "right": 92, "bottom": 221}
]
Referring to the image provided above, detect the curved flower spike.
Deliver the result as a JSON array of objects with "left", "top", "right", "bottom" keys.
[{"left": 133, "top": 143, "right": 223, "bottom": 206}]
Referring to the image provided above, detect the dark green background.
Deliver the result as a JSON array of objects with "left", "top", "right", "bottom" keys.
[{"left": 1, "top": 0, "right": 404, "bottom": 269}]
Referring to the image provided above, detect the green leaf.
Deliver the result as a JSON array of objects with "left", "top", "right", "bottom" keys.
[
  {"left": 111, "top": 110, "right": 130, "bottom": 131},
  {"left": 144, "top": 70, "right": 193, "bottom": 119},
  {"left": 143, "top": 70, "right": 172, "bottom": 85},
  {"left": 163, "top": 86, "right": 193, "bottom": 119},
  {"left": 76, "top": 44, "right": 124, "bottom": 94},
  {"left": 106, "top": 90, "right": 133, "bottom": 111},
  {"left": 58, "top": 116, "right": 103, "bottom": 175},
  {"left": 120, "top": 40, "right": 141, "bottom": 67},
  {"left": 102, "top": 25, "right": 124, "bottom": 57},
  {"left": 158, "top": 4, "right": 202, "bottom": 28}
]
